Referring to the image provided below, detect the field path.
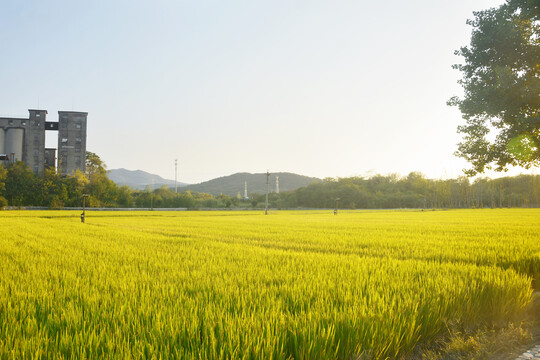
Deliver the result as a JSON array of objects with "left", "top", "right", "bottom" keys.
[
  {"left": 504, "top": 292, "right": 540, "bottom": 360},
  {"left": 514, "top": 345, "right": 540, "bottom": 359}
]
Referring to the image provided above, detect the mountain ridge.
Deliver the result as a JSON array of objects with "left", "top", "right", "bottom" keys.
[
  {"left": 181, "top": 172, "right": 321, "bottom": 196},
  {"left": 107, "top": 168, "right": 188, "bottom": 190},
  {"left": 107, "top": 168, "right": 321, "bottom": 195}
]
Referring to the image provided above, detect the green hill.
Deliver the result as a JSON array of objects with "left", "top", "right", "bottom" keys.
[
  {"left": 107, "top": 168, "right": 188, "bottom": 190},
  {"left": 183, "top": 172, "right": 321, "bottom": 197}
]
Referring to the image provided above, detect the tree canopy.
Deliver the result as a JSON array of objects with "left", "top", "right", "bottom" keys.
[
  {"left": 85, "top": 151, "right": 107, "bottom": 179},
  {"left": 449, "top": 0, "right": 540, "bottom": 175},
  {"left": 0, "top": 160, "right": 538, "bottom": 209}
]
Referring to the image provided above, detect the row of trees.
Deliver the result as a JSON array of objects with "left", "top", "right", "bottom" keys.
[
  {"left": 0, "top": 153, "right": 237, "bottom": 209},
  {"left": 0, "top": 153, "right": 537, "bottom": 209},
  {"left": 259, "top": 172, "right": 539, "bottom": 209},
  {"left": 0, "top": 153, "right": 121, "bottom": 209}
]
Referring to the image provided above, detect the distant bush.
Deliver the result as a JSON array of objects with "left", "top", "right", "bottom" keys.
[
  {"left": 48, "top": 196, "right": 64, "bottom": 210},
  {"left": 0, "top": 196, "right": 7, "bottom": 210}
]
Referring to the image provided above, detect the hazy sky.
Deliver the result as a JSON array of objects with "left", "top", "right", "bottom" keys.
[{"left": 1, "top": 0, "right": 534, "bottom": 183}]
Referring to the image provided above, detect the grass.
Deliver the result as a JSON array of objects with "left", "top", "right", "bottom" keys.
[
  {"left": 0, "top": 209, "right": 538, "bottom": 359},
  {"left": 410, "top": 291, "right": 540, "bottom": 360}
]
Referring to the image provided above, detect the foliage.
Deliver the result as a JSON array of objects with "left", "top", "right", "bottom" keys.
[
  {"left": 0, "top": 151, "right": 537, "bottom": 210},
  {"left": 41, "top": 167, "right": 68, "bottom": 209},
  {"left": 0, "top": 162, "right": 538, "bottom": 209},
  {"left": 85, "top": 151, "right": 107, "bottom": 179},
  {"left": 0, "top": 154, "right": 124, "bottom": 208},
  {"left": 3, "top": 162, "right": 38, "bottom": 207},
  {"left": 0, "top": 165, "right": 6, "bottom": 193},
  {"left": 0, "top": 210, "right": 537, "bottom": 358},
  {"left": 255, "top": 173, "right": 540, "bottom": 209},
  {"left": 116, "top": 185, "right": 133, "bottom": 207},
  {"left": 449, "top": 0, "right": 540, "bottom": 175}
]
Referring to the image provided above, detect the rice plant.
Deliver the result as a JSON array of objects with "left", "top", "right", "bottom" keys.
[{"left": 0, "top": 209, "right": 537, "bottom": 359}]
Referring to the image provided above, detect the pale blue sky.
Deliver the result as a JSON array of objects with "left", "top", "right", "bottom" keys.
[{"left": 1, "top": 0, "right": 531, "bottom": 183}]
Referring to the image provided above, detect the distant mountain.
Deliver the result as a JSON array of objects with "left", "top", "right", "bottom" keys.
[
  {"left": 107, "top": 168, "right": 188, "bottom": 190},
  {"left": 183, "top": 172, "right": 321, "bottom": 196},
  {"left": 108, "top": 169, "right": 321, "bottom": 195}
]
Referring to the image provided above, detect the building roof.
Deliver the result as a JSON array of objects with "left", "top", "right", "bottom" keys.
[{"left": 57, "top": 111, "right": 88, "bottom": 115}]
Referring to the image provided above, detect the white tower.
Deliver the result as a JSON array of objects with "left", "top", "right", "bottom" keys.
[
  {"left": 276, "top": 176, "right": 279, "bottom": 194},
  {"left": 244, "top": 181, "right": 248, "bottom": 199},
  {"left": 174, "top": 158, "right": 178, "bottom": 193}
]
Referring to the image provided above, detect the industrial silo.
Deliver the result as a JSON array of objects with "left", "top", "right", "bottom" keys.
[
  {"left": 0, "top": 128, "right": 4, "bottom": 154},
  {"left": 5, "top": 128, "right": 24, "bottom": 162}
]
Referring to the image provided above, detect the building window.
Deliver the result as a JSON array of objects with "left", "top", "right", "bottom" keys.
[
  {"left": 76, "top": 138, "right": 82, "bottom": 143},
  {"left": 34, "top": 149, "right": 39, "bottom": 156},
  {"left": 36, "top": 113, "right": 41, "bottom": 118},
  {"left": 22, "top": 121, "right": 26, "bottom": 126},
  {"left": 62, "top": 138, "right": 68, "bottom": 143},
  {"left": 8, "top": 120, "right": 13, "bottom": 125},
  {"left": 76, "top": 124, "right": 81, "bottom": 129},
  {"left": 33, "top": 166, "right": 39, "bottom": 172}
]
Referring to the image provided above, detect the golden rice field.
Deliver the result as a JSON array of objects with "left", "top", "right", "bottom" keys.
[{"left": 0, "top": 209, "right": 539, "bottom": 359}]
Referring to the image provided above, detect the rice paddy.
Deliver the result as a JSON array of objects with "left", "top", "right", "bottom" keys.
[{"left": 0, "top": 209, "right": 538, "bottom": 359}]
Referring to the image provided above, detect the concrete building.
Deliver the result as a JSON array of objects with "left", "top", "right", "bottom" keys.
[
  {"left": 57, "top": 111, "right": 88, "bottom": 175},
  {"left": 0, "top": 109, "right": 88, "bottom": 176}
]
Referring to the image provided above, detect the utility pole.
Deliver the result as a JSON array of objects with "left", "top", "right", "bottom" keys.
[
  {"left": 265, "top": 170, "right": 270, "bottom": 215},
  {"left": 81, "top": 194, "right": 88, "bottom": 223},
  {"left": 175, "top": 159, "right": 178, "bottom": 193},
  {"left": 150, "top": 179, "right": 154, "bottom": 210},
  {"left": 334, "top": 198, "right": 340, "bottom": 215}
]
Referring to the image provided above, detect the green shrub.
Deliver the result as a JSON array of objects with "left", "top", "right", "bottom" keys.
[{"left": 0, "top": 196, "right": 7, "bottom": 210}]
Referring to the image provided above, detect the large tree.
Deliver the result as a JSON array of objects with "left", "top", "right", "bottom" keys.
[
  {"left": 85, "top": 151, "right": 107, "bottom": 179},
  {"left": 84, "top": 151, "right": 120, "bottom": 207},
  {"left": 449, "top": 0, "right": 540, "bottom": 175},
  {"left": 3, "top": 162, "right": 37, "bottom": 206}
]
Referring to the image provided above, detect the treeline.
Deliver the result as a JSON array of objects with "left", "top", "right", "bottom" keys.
[
  {"left": 0, "top": 161, "right": 239, "bottom": 209},
  {"left": 258, "top": 172, "right": 539, "bottom": 209},
  {"left": 0, "top": 155, "right": 538, "bottom": 209},
  {"left": 0, "top": 153, "right": 242, "bottom": 209}
]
